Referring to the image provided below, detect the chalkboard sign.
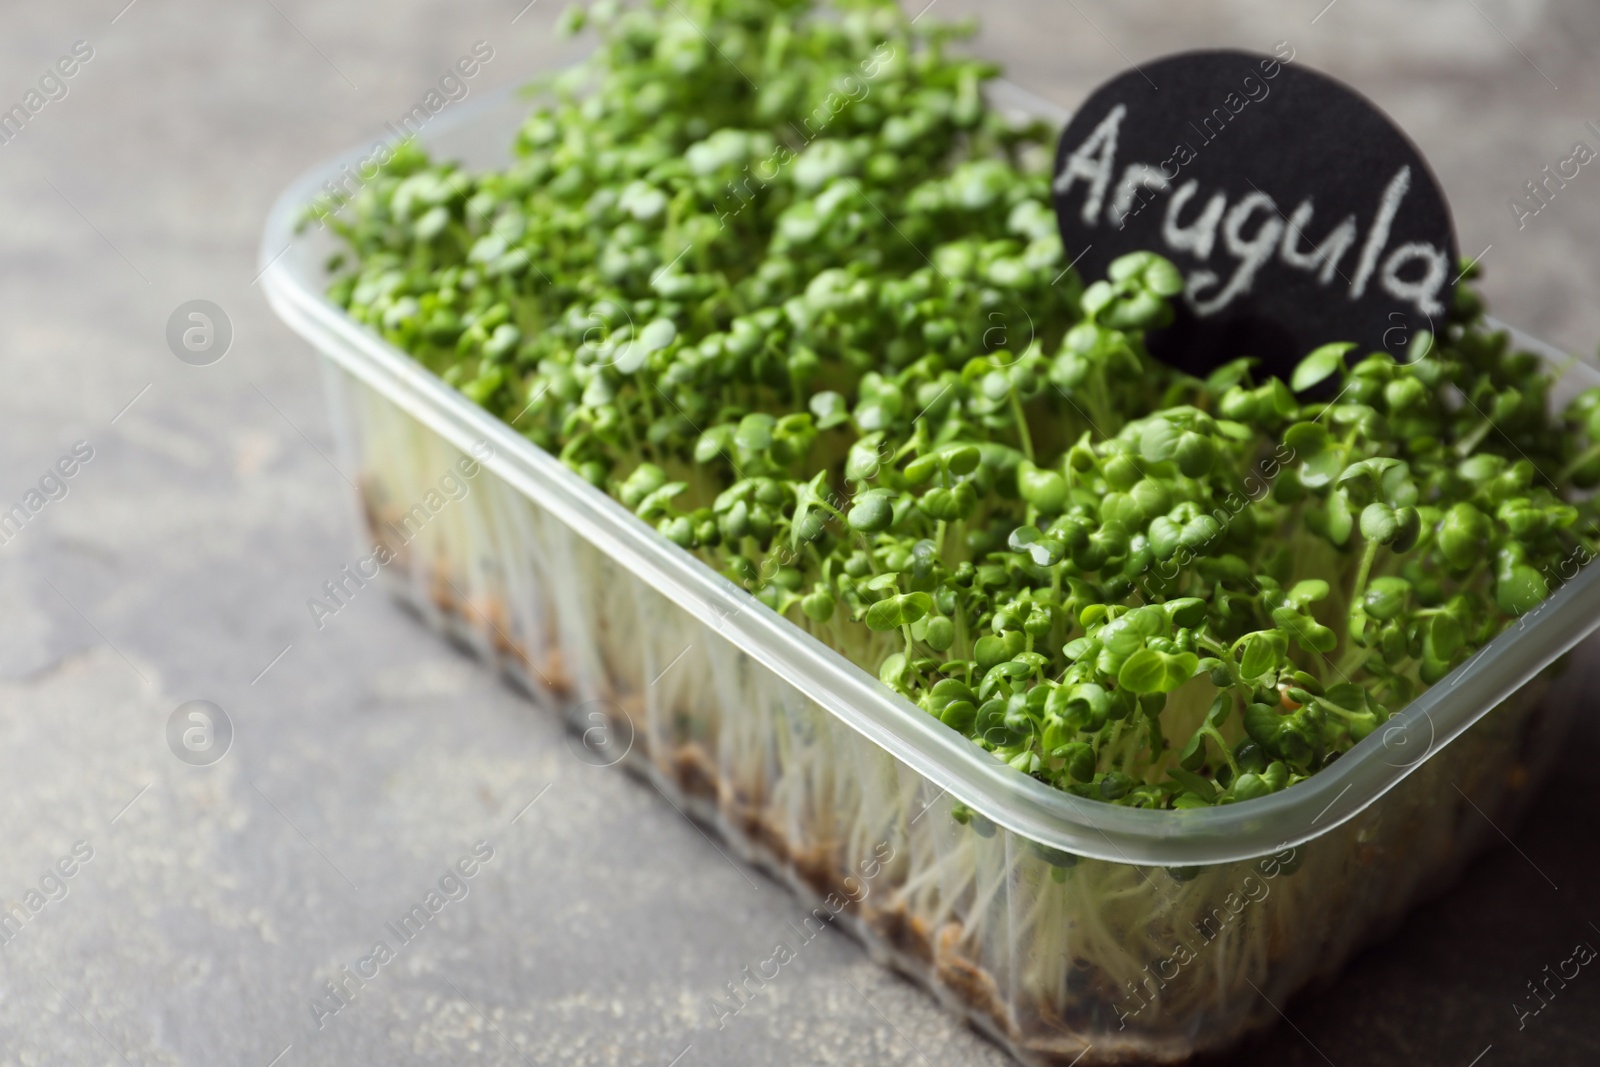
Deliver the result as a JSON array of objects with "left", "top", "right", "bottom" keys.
[{"left": 1052, "top": 48, "right": 1458, "bottom": 379}]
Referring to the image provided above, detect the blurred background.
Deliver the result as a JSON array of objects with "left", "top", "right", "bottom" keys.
[{"left": 2, "top": 1, "right": 1597, "bottom": 1063}]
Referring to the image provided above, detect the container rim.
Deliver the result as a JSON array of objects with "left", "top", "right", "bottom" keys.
[{"left": 258, "top": 76, "right": 1600, "bottom": 867}]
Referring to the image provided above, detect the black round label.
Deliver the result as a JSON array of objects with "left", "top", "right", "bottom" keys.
[{"left": 1052, "top": 48, "right": 1458, "bottom": 379}]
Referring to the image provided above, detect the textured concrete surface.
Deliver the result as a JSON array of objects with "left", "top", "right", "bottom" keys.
[{"left": 1, "top": 1, "right": 1598, "bottom": 1065}]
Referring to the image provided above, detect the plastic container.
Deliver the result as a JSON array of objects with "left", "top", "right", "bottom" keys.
[{"left": 260, "top": 82, "right": 1600, "bottom": 1064}]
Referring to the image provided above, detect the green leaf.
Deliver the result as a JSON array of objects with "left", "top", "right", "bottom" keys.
[
  {"left": 1273, "top": 607, "right": 1337, "bottom": 653},
  {"left": 846, "top": 488, "right": 896, "bottom": 535},
  {"left": 1320, "top": 683, "right": 1362, "bottom": 711},
  {"left": 1098, "top": 771, "right": 1134, "bottom": 800},
  {"left": 638, "top": 317, "right": 677, "bottom": 354},
  {"left": 1143, "top": 256, "right": 1185, "bottom": 297},
  {"left": 992, "top": 659, "right": 1032, "bottom": 680},
  {"left": 791, "top": 471, "right": 829, "bottom": 549},
  {"left": 1283, "top": 422, "right": 1342, "bottom": 488},
  {"left": 939, "top": 699, "right": 977, "bottom": 731},
  {"left": 1360, "top": 502, "right": 1398, "bottom": 543},
  {"left": 1232, "top": 772, "right": 1271, "bottom": 801},
  {"left": 1175, "top": 431, "right": 1218, "bottom": 477},
  {"left": 620, "top": 463, "right": 669, "bottom": 508},
  {"left": 1302, "top": 622, "right": 1338, "bottom": 653},
  {"left": 974, "top": 634, "right": 1016, "bottom": 670},
  {"left": 1268, "top": 378, "right": 1300, "bottom": 417},
  {"left": 1139, "top": 419, "right": 1180, "bottom": 463},
  {"left": 1214, "top": 418, "right": 1255, "bottom": 442},
  {"left": 878, "top": 652, "right": 908, "bottom": 687},
  {"left": 1244, "top": 702, "right": 1285, "bottom": 749},
  {"left": 1440, "top": 502, "right": 1490, "bottom": 570},
  {"left": 946, "top": 445, "right": 982, "bottom": 476},
  {"left": 1108, "top": 251, "right": 1158, "bottom": 282},
  {"left": 1117, "top": 649, "right": 1167, "bottom": 693},
  {"left": 1164, "top": 597, "right": 1207, "bottom": 628},
  {"left": 1204, "top": 358, "right": 1256, "bottom": 393},
  {"left": 1168, "top": 767, "right": 1217, "bottom": 803},
  {"left": 1017, "top": 462, "right": 1068, "bottom": 513},
  {"left": 923, "top": 615, "right": 954, "bottom": 651},
  {"left": 1291, "top": 342, "right": 1355, "bottom": 392},
  {"left": 1058, "top": 742, "right": 1096, "bottom": 782},
  {"left": 1008, "top": 524, "right": 1059, "bottom": 566},
  {"left": 1026, "top": 537, "right": 1065, "bottom": 567},
  {"left": 1305, "top": 448, "right": 1344, "bottom": 489},
  {"left": 1390, "top": 506, "right": 1420, "bottom": 549},
  {"left": 1123, "top": 605, "right": 1169, "bottom": 637},
  {"left": 1283, "top": 422, "right": 1327, "bottom": 451},
  {"left": 1013, "top": 651, "right": 1050, "bottom": 672},
  {"left": 1457, "top": 454, "right": 1506, "bottom": 484},
  {"left": 1178, "top": 729, "right": 1207, "bottom": 771},
  {"left": 635, "top": 481, "right": 688, "bottom": 519},
  {"left": 929, "top": 678, "right": 975, "bottom": 707},
  {"left": 863, "top": 597, "right": 905, "bottom": 632},
  {"left": 1169, "top": 651, "right": 1200, "bottom": 684},
  {"left": 801, "top": 585, "right": 836, "bottom": 622},
  {"left": 845, "top": 433, "right": 887, "bottom": 483},
  {"left": 1007, "top": 525, "right": 1043, "bottom": 553},
  {"left": 1423, "top": 613, "right": 1462, "bottom": 661},
  {"left": 1117, "top": 648, "right": 1196, "bottom": 694},
  {"left": 1378, "top": 461, "right": 1416, "bottom": 498},
  {"left": 903, "top": 452, "right": 940, "bottom": 485},
  {"left": 1363, "top": 577, "right": 1411, "bottom": 621},
  {"left": 1081, "top": 280, "right": 1115, "bottom": 317},
  {"left": 1286, "top": 579, "right": 1330, "bottom": 607},
  {"left": 1324, "top": 489, "right": 1353, "bottom": 546},
  {"left": 1234, "top": 630, "right": 1286, "bottom": 682},
  {"left": 735, "top": 413, "right": 775, "bottom": 451},
  {"left": 899, "top": 592, "right": 932, "bottom": 625},
  {"left": 1338, "top": 457, "right": 1402, "bottom": 484},
  {"left": 809, "top": 390, "right": 849, "bottom": 430}
]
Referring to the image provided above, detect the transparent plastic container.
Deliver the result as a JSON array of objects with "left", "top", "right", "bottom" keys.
[{"left": 260, "top": 83, "right": 1600, "bottom": 1064}]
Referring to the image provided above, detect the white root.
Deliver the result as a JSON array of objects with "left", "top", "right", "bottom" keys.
[{"left": 337, "top": 374, "right": 1556, "bottom": 1065}]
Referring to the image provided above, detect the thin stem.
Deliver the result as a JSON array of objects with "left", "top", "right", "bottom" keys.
[
  {"left": 1559, "top": 441, "right": 1600, "bottom": 483},
  {"left": 1010, "top": 388, "right": 1035, "bottom": 462},
  {"left": 1351, "top": 538, "right": 1381, "bottom": 604},
  {"left": 1202, "top": 725, "right": 1240, "bottom": 778}
]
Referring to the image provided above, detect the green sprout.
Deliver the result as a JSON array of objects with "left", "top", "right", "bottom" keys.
[{"left": 315, "top": 0, "right": 1600, "bottom": 811}]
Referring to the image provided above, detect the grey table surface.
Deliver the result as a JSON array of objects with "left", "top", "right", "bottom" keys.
[{"left": 2, "top": 1, "right": 1599, "bottom": 1064}]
